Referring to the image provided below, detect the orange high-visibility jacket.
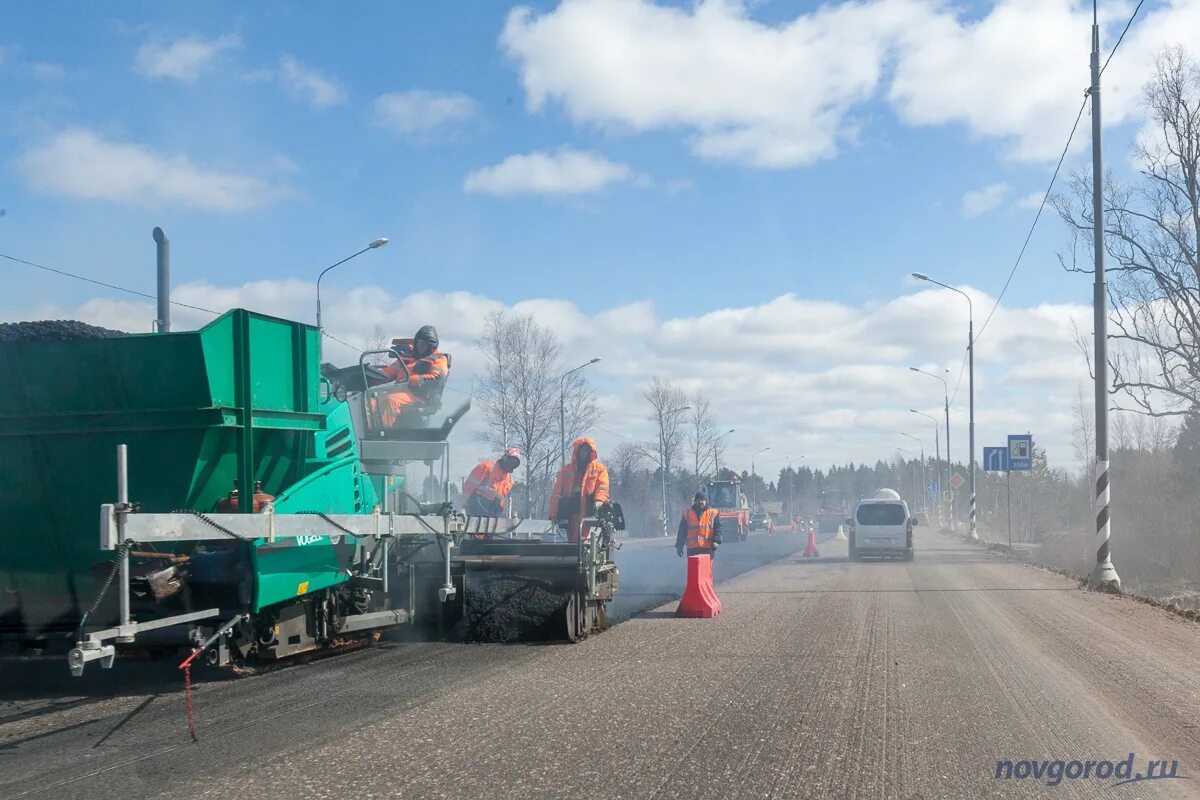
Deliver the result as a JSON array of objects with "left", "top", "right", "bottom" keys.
[
  {"left": 382, "top": 347, "right": 449, "bottom": 397},
  {"left": 463, "top": 459, "right": 514, "bottom": 509},
  {"left": 680, "top": 507, "right": 721, "bottom": 550},
  {"left": 548, "top": 437, "right": 610, "bottom": 520}
]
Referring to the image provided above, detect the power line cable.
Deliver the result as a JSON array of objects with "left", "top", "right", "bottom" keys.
[
  {"left": 970, "top": 0, "right": 1148, "bottom": 352},
  {"left": 950, "top": 0, "right": 1149, "bottom": 407},
  {"left": 1101, "top": 0, "right": 1145, "bottom": 76},
  {"left": 0, "top": 251, "right": 220, "bottom": 316}
]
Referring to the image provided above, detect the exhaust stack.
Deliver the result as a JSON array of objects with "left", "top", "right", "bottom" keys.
[{"left": 152, "top": 227, "right": 170, "bottom": 333}]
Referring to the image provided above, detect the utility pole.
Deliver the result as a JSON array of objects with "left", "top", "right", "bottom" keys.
[{"left": 1088, "top": 0, "right": 1120, "bottom": 592}]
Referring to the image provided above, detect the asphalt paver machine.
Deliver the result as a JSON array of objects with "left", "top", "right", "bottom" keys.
[{"left": 0, "top": 309, "right": 620, "bottom": 677}]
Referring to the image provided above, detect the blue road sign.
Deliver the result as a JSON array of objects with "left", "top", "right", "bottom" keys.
[
  {"left": 1008, "top": 434, "right": 1033, "bottom": 471},
  {"left": 927, "top": 483, "right": 940, "bottom": 502},
  {"left": 983, "top": 447, "right": 1008, "bottom": 472}
]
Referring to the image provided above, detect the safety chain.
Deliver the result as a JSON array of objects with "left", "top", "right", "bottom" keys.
[
  {"left": 76, "top": 540, "right": 133, "bottom": 640},
  {"left": 171, "top": 509, "right": 253, "bottom": 542},
  {"left": 296, "top": 511, "right": 358, "bottom": 538}
]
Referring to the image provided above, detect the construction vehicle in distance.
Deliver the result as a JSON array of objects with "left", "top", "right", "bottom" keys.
[
  {"left": 707, "top": 478, "right": 751, "bottom": 542},
  {"left": 0, "top": 308, "right": 620, "bottom": 677},
  {"left": 816, "top": 488, "right": 852, "bottom": 534}
]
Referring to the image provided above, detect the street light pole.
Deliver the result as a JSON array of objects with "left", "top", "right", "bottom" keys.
[
  {"left": 660, "top": 404, "right": 691, "bottom": 537},
  {"left": 751, "top": 446, "right": 770, "bottom": 508},
  {"left": 912, "top": 273, "right": 976, "bottom": 541},
  {"left": 896, "top": 447, "right": 919, "bottom": 509},
  {"left": 559, "top": 357, "right": 601, "bottom": 467},
  {"left": 911, "top": 410, "right": 941, "bottom": 522},
  {"left": 713, "top": 429, "right": 735, "bottom": 478},
  {"left": 787, "top": 456, "right": 805, "bottom": 521},
  {"left": 910, "top": 367, "right": 953, "bottom": 529},
  {"left": 315, "top": 238, "right": 389, "bottom": 356},
  {"left": 1087, "top": 0, "right": 1119, "bottom": 592},
  {"left": 901, "top": 433, "right": 926, "bottom": 512}
]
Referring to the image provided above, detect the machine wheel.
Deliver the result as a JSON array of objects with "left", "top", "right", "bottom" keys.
[{"left": 564, "top": 592, "right": 580, "bottom": 643}]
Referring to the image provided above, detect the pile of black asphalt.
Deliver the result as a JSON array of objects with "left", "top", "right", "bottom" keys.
[{"left": 0, "top": 320, "right": 127, "bottom": 342}]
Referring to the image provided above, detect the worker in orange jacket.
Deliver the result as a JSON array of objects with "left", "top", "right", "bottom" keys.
[
  {"left": 676, "top": 491, "right": 724, "bottom": 558},
  {"left": 463, "top": 447, "right": 521, "bottom": 516},
  {"left": 378, "top": 325, "right": 449, "bottom": 427},
  {"left": 548, "top": 437, "right": 610, "bottom": 543}
]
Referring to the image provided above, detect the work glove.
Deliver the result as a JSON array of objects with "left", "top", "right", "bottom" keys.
[
  {"left": 711, "top": 541, "right": 720, "bottom": 553},
  {"left": 676, "top": 546, "right": 685, "bottom": 558},
  {"left": 408, "top": 375, "right": 422, "bottom": 387}
]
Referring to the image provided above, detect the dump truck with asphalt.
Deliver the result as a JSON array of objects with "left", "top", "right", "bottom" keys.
[{"left": 0, "top": 309, "right": 619, "bottom": 676}]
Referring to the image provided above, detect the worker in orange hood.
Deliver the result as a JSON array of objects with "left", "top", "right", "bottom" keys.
[
  {"left": 463, "top": 447, "right": 521, "bottom": 517},
  {"left": 378, "top": 325, "right": 449, "bottom": 427},
  {"left": 548, "top": 437, "right": 610, "bottom": 543}
]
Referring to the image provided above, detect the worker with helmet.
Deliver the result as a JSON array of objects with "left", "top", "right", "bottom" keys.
[
  {"left": 378, "top": 325, "right": 449, "bottom": 427},
  {"left": 463, "top": 447, "right": 521, "bottom": 516},
  {"left": 548, "top": 437, "right": 610, "bottom": 543},
  {"left": 676, "top": 490, "right": 724, "bottom": 558}
]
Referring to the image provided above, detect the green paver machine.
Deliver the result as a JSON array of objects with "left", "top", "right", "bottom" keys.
[{"left": 0, "top": 307, "right": 619, "bottom": 675}]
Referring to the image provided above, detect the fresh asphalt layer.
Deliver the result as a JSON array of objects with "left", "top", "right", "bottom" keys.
[{"left": 3, "top": 528, "right": 1199, "bottom": 799}]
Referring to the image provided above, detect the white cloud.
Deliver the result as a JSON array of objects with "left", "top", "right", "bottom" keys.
[
  {"left": 373, "top": 90, "right": 480, "bottom": 137},
  {"left": 464, "top": 148, "right": 632, "bottom": 196},
  {"left": 4, "top": 280, "right": 1094, "bottom": 475},
  {"left": 501, "top": 0, "right": 1200, "bottom": 168},
  {"left": 278, "top": 55, "right": 346, "bottom": 110},
  {"left": 961, "top": 182, "right": 1009, "bottom": 218},
  {"left": 135, "top": 33, "right": 241, "bottom": 82},
  {"left": 17, "top": 129, "right": 290, "bottom": 212},
  {"left": 502, "top": 0, "right": 923, "bottom": 168},
  {"left": 29, "top": 62, "right": 66, "bottom": 81},
  {"left": 1017, "top": 191, "right": 1045, "bottom": 210}
]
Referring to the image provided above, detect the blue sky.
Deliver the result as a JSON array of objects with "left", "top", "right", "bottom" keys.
[
  {"left": 2, "top": 0, "right": 1105, "bottom": 313},
  {"left": 1, "top": 0, "right": 1195, "bottom": 478}
]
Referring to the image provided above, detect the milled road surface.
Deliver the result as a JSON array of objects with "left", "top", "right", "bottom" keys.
[{"left": 3, "top": 529, "right": 1200, "bottom": 799}]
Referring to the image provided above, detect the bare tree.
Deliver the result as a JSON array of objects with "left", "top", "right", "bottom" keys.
[
  {"left": 361, "top": 324, "right": 393, "bottom": 366},
  {"left": 644, "top": 377, "right": 689, "bottom": 478},
  {"left": 686, "top": 391, "right": 719, "bottom": 476},
  {"left": 1054, "top": 46, "right": 1200, "bottom": 417},
  {"left": 1072, "top": 383, "right": 1095, "bottom": 500},
  {"left": 475, "top": 312, "right": 599, "bottom": 516}
]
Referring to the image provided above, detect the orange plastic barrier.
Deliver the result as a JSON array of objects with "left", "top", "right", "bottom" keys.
[{"left": 676, "top": 553, "right": 722, "bottom": 618}]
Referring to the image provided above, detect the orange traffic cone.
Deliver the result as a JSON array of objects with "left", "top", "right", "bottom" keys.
[
  {"left": 802, "top": 524, "right": 820, "bottom": 557},
  {"left": 677, "top": 554, "right": 722, "bottom": 617}
]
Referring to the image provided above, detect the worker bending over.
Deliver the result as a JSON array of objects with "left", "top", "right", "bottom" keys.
[
  {"left": 548, "top": 437, "right": 610, "bottom": 543},
  {"left": 463, "top": 448, "right": 521, "bottom": 516},
  {"left": 676, "top": 491, "right": 723, "bottom": 558},
  {"left": 379, "top": 325, "right": 449, "bottom": 427}
]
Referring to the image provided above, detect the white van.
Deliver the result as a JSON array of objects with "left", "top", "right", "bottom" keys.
[{"left": 847, "top": 489, "right": 916, "bottom": 561}]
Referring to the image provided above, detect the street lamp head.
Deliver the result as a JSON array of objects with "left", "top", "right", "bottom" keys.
[
  {"left": 909, "top": 409, "right": 919, "bottom": 414},
  {"left": 369, "top": 238, "right": 389, "bottom": 249},
  {"left": 589, "top": 357, "right": 601, "bottom": 364},
  {"left": 912, "top": 272, "right": 929, "bottom": 281},
  {"left": 909, "top": 366, "right": 920, "bottom": 373}
]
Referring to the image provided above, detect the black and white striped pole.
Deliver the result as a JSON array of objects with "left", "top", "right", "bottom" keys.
[{"left": 1087, "top": 1, "right": 1120, "bottom": 592}]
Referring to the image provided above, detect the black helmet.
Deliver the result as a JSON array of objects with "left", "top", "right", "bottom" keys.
[{"left": 414, "top": 325, "right": 439, "bottom": 349}]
